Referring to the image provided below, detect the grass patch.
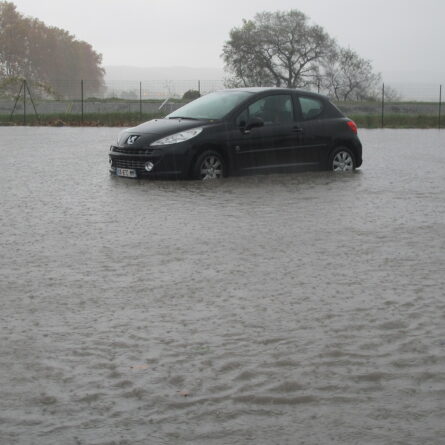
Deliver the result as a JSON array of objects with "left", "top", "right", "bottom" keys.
[
  {"left": 0, "top": 112, "right": 442, "bottom": 129},
  {"left": 350, "top": 114, "right": 441, "bottom": 129}
]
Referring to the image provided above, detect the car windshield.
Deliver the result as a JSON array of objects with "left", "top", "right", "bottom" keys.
[{"left": 167, "top": 91, "right": 251, "bottom": 120}]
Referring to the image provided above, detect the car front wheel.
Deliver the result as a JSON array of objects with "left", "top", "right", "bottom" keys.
[
  {"left": 193, "top": 150, "right": 225, "bottom": 180},
  {"left": 330, "top": 147, "right": 355, "bottom": 172}
]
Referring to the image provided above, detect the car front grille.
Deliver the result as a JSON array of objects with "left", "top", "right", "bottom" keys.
[
  {"left": 113, "top": 159, "right": 147, "bottom": 170},
  {"left": 112, "top": 146, "right": 155, "bottom": 155}
]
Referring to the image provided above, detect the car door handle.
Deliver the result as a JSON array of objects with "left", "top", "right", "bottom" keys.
[{"left": 292, "top": 127, "right": 304, "bottom": 133}]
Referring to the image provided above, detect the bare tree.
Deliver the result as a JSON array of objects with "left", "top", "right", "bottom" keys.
[
  {"left": 222, "top": 10, "right": 334, "bottom": 88},
  {"left": 384, "top": 85, "right": 402, "bottom": 102},
  {"left": 322, "top": 47, "right": 381, "bottom": 101}
]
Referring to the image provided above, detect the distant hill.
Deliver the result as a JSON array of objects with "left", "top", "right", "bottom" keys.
[
  {"left": 104, "top": 66, "right": 225, "bottom": 81},
  {"left": 382, "top": 70, "right": 445, "bottom": 85},
  {"left": 103, "top": 66, "right": 226, "bottom": 98},
  {"left": 381, "top": 70, "right": 445, "bottom": 100}
]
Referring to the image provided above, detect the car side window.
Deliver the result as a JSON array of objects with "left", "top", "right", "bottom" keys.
[
  {"left": 236, "top": 94, "right": 294, "bottom": 126},
  {"left": 236, "top": 108, "right": 249, "bottom": 127},
  {"left": 298, "top": 96, "right": 324, "bottom": 120}
]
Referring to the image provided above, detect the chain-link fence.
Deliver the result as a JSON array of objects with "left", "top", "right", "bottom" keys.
[
  {"left": 0, "top": 79, "right": 442, "bottom": 128},
  {"left": 0, "top": 79, "right": 225, "bottom": 125}
]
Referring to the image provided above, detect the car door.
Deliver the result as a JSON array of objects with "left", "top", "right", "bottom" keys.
[
  {"left": 228, "top": 101, "right": 272, "bottom": 172},
  {"left": 229, "top": 94, "right": 300, "bottom": 173},
  {"left": 293, "top": 95, "right": 331, "bottom": 165}
]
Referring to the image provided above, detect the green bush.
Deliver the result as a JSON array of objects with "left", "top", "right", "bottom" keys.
[{"left": 182, "top": 90, "right": 201, "bottom": 101}]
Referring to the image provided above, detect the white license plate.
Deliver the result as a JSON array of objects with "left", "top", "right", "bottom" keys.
[{"left": 116, "top": 168, "right": 137, "bottom": 178}]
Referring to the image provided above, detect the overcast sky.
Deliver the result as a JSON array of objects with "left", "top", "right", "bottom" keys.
[{"left": 11, "top": 0, "right": 445, "bottom": 81}]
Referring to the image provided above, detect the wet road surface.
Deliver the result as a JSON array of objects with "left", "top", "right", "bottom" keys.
[{"left": 1, "top": 127, "right": 445, "bottom": 444}]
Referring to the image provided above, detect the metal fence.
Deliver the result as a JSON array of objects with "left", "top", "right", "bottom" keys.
[{"left": 0, "top": 79, "right": 443, "bottom": 128}]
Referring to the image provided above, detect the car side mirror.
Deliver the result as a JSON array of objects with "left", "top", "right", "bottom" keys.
[{"left": 243, "top": 117, "right": 264, "bottom": 133}]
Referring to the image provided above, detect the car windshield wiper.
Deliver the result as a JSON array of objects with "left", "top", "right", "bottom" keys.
[{"left": 168, "top": 116, "right": 203, "bottom": 120}]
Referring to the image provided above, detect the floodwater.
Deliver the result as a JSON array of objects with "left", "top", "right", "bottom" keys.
[{"left": 0, "top": 127, "right": 444, "bottom": 445}]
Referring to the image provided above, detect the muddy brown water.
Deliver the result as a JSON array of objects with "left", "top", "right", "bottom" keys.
[{"left": 1, "top": 127, "right": 444, "bottom": 445}]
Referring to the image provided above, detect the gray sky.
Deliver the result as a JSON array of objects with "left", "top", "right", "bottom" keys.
[{"left": 11, "top": 0, "right": 445, "bottom": 81}]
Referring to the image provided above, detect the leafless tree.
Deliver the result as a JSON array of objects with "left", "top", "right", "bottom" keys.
[
  {"left": 222, "top": 10, "right": 334, "bottom": 88},
  {"left": 322, "top": 47, "right": 381, "bottom": 101},
  {"left": 384, "top": 85, "right": 402, "bottom": 102}
]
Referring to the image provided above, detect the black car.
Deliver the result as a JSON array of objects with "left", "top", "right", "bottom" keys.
[{"left": 109, "top": 88, "right": 362, "bottom": 180}]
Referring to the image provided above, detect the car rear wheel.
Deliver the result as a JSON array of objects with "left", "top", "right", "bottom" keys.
[
  {"left": 193, "top": 150, "right": 225, "bottom": 180},
  {"left": 330, "top": 147, "right": 355, "bottom": 172}
]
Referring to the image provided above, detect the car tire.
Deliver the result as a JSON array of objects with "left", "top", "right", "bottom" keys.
[
  {"left": 329, "top": 146, "right": 356, "bottom": 172},
  {"left": 192, "top": 150, "right": 226, "bottom": 180}
]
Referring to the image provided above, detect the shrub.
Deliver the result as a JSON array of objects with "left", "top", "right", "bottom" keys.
[{"left": 182, "top": 89, "right": 201, "bottom": 101}]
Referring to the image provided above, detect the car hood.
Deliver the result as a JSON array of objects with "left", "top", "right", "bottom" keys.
[{"left": 117, "top": 118, "right": 210, "bottom": 146}]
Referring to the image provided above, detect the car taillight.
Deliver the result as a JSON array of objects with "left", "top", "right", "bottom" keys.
[{"left": 346, "top": 120, "right": 358, "bottom": 134}]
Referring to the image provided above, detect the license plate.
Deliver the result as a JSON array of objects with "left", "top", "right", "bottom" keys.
[{"left": 116, "top": 168, "right": 137, "bottom": 178}]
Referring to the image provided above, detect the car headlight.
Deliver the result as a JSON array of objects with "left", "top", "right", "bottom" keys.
[{"left": 150, "top": 127, "right": 203, "bottom": 146}]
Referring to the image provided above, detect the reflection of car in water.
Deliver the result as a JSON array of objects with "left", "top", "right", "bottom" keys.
[{"left": 109, "top": 87, "right": 362, "bottom": 180}]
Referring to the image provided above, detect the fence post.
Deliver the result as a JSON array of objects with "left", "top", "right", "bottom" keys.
[
  {"left": 81, "top": 80, "right": 84, "bottom": 123},
  {"left": 23, "top": 79, "right": 27, "bottom": 125},
  {"left": 439, "top": 84, "right": 442, "bottom": 130},
  {"left": 25, "top": 80, "right": 40, "bottom": 123},
  {"left": 381, "top": 83, "right": 385, "bottom": 129},
  {"left": 9, "top": 81, "right": 24, "bottom": 122},
  {"left": 139, "top": 81, "right": 142, "bottom": 118}
]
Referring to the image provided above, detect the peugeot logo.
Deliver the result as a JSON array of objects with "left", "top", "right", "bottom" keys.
[{"left": 127, "top": 135, "right": 139, "bottom": 145}]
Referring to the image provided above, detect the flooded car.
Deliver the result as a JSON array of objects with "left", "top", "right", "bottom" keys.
[{"left": 109, "top": 88, "right": 362, "bottom": 179}]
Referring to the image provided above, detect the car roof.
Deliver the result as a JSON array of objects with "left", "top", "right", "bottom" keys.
[{"left": 220, "top": 87, "right": 328, "bottom": 99}]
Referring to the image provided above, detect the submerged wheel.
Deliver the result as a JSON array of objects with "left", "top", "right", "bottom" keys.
[
  {"left": 193, "top": 150, "right": 225, "bottom": 180},
  {"left": 330, "top": 147, "right": 355, "bottom": 172}
]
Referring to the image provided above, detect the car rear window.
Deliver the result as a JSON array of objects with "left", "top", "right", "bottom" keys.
[{"left": 298, "top": 96, "right": 324, "bottom": 120}]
